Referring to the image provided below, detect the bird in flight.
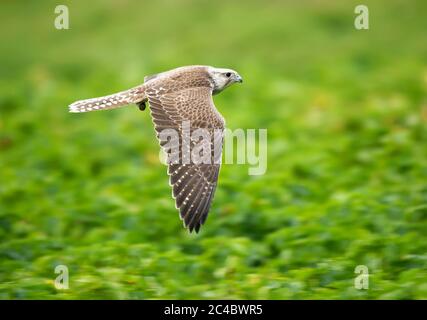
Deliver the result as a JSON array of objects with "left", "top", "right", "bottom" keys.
[{"left": 69, "top": 65, "right": 243, "bottom": 233}]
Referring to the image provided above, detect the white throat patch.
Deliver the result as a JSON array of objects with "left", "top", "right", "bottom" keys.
[{"left": 208, "top": 67, "right": 236, "bottom": 94}]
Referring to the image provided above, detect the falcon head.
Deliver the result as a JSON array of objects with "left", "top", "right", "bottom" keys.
[{"left": 208, "top": 67, "right": 243, "bottom": 95}]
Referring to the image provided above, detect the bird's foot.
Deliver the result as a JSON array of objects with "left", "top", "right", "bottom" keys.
[{"left": 137, "top": 101, "right": 146, "bottom": 111}]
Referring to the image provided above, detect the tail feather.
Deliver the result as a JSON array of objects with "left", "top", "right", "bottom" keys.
[{"left": 69, "top": 86, "right": 145, "bottom": 113}]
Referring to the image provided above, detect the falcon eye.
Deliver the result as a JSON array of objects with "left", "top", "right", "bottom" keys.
[{"left": 225, "top": 72, "right": 232, "bottom": 78}]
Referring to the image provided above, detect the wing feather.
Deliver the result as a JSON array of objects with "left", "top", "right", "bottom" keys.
[{"left": 146, "top": 85, "right": 224, "bottom": 233}]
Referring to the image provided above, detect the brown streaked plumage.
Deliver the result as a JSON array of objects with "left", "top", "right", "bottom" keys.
[{"left": 69, "top": 65, "right": 243, "bottom": 233}]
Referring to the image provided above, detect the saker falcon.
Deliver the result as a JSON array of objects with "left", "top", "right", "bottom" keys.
[{"left": 69, "top": 65, "right": 243, "bottom": 233}]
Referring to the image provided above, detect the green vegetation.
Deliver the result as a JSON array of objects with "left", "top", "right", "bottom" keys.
[{"left": 1, "top": 0, "right": 427, "bottom": 299}]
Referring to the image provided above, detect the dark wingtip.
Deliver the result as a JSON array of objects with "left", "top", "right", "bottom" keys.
[{"left": 185, "top": 221, "right": 202, "bottom": 234}]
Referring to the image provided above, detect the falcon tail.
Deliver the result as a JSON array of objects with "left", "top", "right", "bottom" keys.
[{"left": 69, "top": 86, "right": 146, "bottom": 113}]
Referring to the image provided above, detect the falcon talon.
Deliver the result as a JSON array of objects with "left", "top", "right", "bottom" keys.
[
  {"left": 68, "top": 65, "right": 243, "bottom": 233},
  {"left": 137, "top": 101, "right": 147, "bottom": 111}
]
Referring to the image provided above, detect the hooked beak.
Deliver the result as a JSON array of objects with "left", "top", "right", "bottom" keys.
[{"left": 235, "top": 74, "right": 243, "bottom": 83}]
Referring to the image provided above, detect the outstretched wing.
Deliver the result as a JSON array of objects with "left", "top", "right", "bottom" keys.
[{"left": 146, "top": 86, "right": 225, "bottom": 233}]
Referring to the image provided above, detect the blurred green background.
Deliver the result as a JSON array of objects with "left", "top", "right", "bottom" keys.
[{"left": 1, "top": 0, "right": 427, "bottom": 299}]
